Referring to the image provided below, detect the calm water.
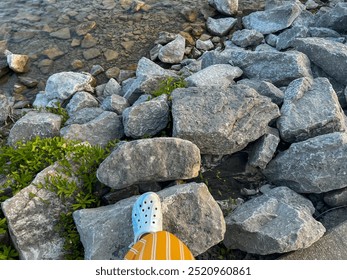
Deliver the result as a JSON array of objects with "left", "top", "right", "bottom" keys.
[{"left": 0, "top": 0, "right": 206, "bottom": 98}]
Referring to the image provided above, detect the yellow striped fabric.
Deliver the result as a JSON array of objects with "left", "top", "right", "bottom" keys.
[{"left": 124, "top": 231, "right": 195, "bottom": 260}]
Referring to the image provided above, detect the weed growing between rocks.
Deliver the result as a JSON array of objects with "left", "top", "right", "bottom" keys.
[
  {"left": 0, "top": 136, "right": 118, "bottom": 259},
  {"left": 152, "top": 76, "right": 187, "bottom": 99},
  {"left": 34, "top": 103, "right": 69, "bottom": 126}
]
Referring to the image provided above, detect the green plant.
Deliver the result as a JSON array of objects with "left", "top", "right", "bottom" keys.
[
  {"left": 0, "top": 245, "right": 19, "bottom": 260},
  {"left": 152, "top": 76, "right": 186, "bottom": 99},
  {"left": 34, "top": 103, "right": 69, "bottom": 126},
  {"left": 0, "top": 136, "right": 119, "bottom": 259}
]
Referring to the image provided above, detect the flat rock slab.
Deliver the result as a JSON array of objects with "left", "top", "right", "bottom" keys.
[
  {"left": 229, "top": 50, "right": 312, "bottom": 86},
  {"left": 8, "top": 111, "right": 62, "bottom": 146},
  {"left": 96, "top": 138, "right": 201, "bottom": 190},
  {"left": 293, "top": 37, "right": 347, "bottom": 86},
  {"left": 171, "top": 85, "right": 280, "bottom": 155},
  {"left": 280, "top": 220, "right": 347, "bottom": 260},
  {"left": 45, "top": 72, "right": 95, "bottom": 101},
  {"left": 277, "top": 77, "right": 346, "bottom": 143},
  {"left": 73, "top": 182, "right": 226, "bottom": 259},
  {"left": 224, "top": 187, "right": 326, "bottom": 255},
  {"left": 263, "top": 132, "right": 347, "bottom": 193},
  {"left": 242, "top": 2, "right": 303, "bottom": 34},
  {"left": 60, "top": 111, "right": 124, "bottom": 147}
]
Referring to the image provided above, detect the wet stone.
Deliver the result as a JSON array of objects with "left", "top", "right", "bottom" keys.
[
  {"left": 42, "top": 47, "right": 65, "bottom": 60},
  {"left": 50, "top": 27, "right": 71, "bottom": 39},
  {"left": 75, "top": 21, "right": 97, "bottom": 36},
  {"left": 104, "top": 49, "right": 119, "bottom": 61},
  {"left": 81, "top": 34, "right": 98, "bottom": 49},
  {"left": 83, "top": 48, "right": 101, "bottom": 60}
]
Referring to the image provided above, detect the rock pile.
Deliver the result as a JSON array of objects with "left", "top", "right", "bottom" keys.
[{"left": 1, "top": 0, "right": 347, "bottom": 260}]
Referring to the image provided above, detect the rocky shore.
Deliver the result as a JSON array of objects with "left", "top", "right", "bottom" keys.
[{"left": 1, "top": 0, "right": 347, "bottom": 260}]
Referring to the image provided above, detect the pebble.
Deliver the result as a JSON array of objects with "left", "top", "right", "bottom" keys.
[
  {"left": 180, "top": 7, "right": 198, "bottom": 23},
  {"left": 71, "top": 39, "right": 81, "bottom": 47},
  {"left": 71, "top": 59, "right": 84, "bottom": 70},
  {"left": 50, "top": 27, "right": 71, "bottom": 39},
  {"left": 18, "top": 76, "right": 39, "bottom": 88},
  {"left": 90, "top": 65, "right": 105, "bottom": 76},
  {"left": 4, "top": 50, "right": 29, "bottom": 73},
  {"left": 121, "top": 41, "right": 135, "bottom": 51},
  {"left": 81, "top": 34, "right": 98, "bottom": 48},
  {"left": 42, "top": 47, "right": 65, "bottom": 60},
  {"left": 196, "top": 39, "right": 214, "bottom": 51},
  {"left": 37, "top": 59, "right": 53, "bottom": 74},
  {"left": 105, "top": 67, "right": 120, "bottom": 79},
  {"left": 82, "top": 48, "right": 101, "bottom": 60},
  {"left": 75, "top": 21, "right": 97, "bottom": 36},
  {"left": 104, "top": 49, "right": 119, "bottom": 61}
]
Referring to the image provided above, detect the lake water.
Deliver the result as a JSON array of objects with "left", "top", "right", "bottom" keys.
[{"left": 0, "top": 0, "right": 207, "bottom": 99}]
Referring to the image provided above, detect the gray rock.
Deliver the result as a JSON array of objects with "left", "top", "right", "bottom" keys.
[
  {"left": 263, "top": 132, "right": 347, "bottom": 193},
  {"left": 313, "top": 3, "right": 347, "bottom": 33},
  {"left": 60, "top": 111, "right": 124, "bottom": 147},
  {"left": 276, "top": 25, "right": 308, "bottom": 50},
  {"left": 308, "top": 27, "right": 341, "bottom": 38},
  {"left": 65, "top": 107, "right": 104, "bottom": 125},
  {"left": 45, "top": 72, "right": 95, "bottom": 101},
  {"left": 265, "top": 34, "right": 278, "bottom": 47},
  {"left": 229, "top": 49, "right": 312, "bottom": 86},
  {"left": 65, "top": 91, "right": 99, "bottom": 116},
  {"left": 323, "top": 187, "right": 347, "bottom": 207},
  {"left": 8, "top": 111, "right": 62, "bottom": 146},
  {"left": 136, "top": 57, "right": 174, "bottom": 78},
  {"left": 185, "top": 64, "right": 243, "bottom": 88},
  {"left": 200, "top": 48, "right": 238, "bottom": 69},
  {"left": 224, "top": 186, "right": 326, "bottom": 255},
  {"left": 208, "top": 0, "right": 238, "bottom": 16},
  {"left": 1, "top": 162, "right": 79, "bottom": 259},
  {"left": 242, "top": 2, "right": 303, "bottom": 34},
  {"left": 132, "top": 94, "right": 152, "bottom": 106},
  {"left": 277, "top": 77, "right": 346, "bottom": 143},
  {"left": 0, "top": 94, "right": 10, "bottom": 124},
  {"left": 103, "top": 78, "right": 122, "bottom": 96},
  {"left": 171, "top": 85, "right": 280, "bottom": 155},
  {"left": 293, "top": 37, "right": 347, "bottom": 86},
  {"left": 123, "top": 75, "right": 175, "bottom": 105},
  {"left": 249, "top": 127, "right": 280, "bottom": 169},
  {"left": 96, "top": 138, "right": 201, "bottom": 190},
  {"left": 123, "top": 95, "right": 169, "bottom": 138},
  {"left": 231, "top": 29, "right": 264, "bottom": 48},
  {"left": 4, "top": 50, "right": 29, "bottom": 73},
  {"left": 258, "top": 81, "right": 284, "bottom": 105},
  {"left": 73, "top": 182, "right": 225, "bottom": 259},
  {"left": 50, "top": 27, "right": 71, "bottom": 39},
  {"left": 149, "top": 44, "right": 162, "bottom": 61},
  {"left": 196, "top": 39, "right": 214, "bottom": 51},
  {"left": 206, "top": 17, "right": 237, "bottom": 36},
  {"left": 158, "top": 34, "right": 186, "bottom": 64},
  {"left": 254, "top": 44, "right": 278, "bottom": 52},
  {"left": 292, "top": 9, "right": 315, "bottom": 27},
  {"left": 101, "top": 94, "right": 129, "bottom": 115},
  {"left": 280, "top": 220, "right": 347, "bottom": 260}
]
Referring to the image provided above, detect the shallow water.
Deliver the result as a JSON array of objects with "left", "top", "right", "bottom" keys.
[{"left": 0, "top": 0, "right": 206, "bottom": 98}]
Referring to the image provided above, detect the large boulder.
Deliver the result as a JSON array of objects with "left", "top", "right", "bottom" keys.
[
  {"left": 1, "top": 162, "right": 79, "bottom": 259},
  {"left": 123, "top": 95, "right": 169, "bottom": 139},
  {"left": 44, "top": 72, "right": 95, "bottom": 101},
  {"left": 96, "top": 138, "right": 201, "bottom": 190},
  {"left": 280, "top": 220, "right": 347, "bottom": 260},
  {"left": 171, "top": 85, "right": 280, "bottom": 155},
  {"left": 73, "top": 182, "right": 226, "bottom": 259},
  {"left": 313, "top": 2, "right": 347, "bottom": 33},
  {"left": 277, "top": 77, "right": 346, "bottom": 143},
  {"left": 60, "top": 111, "right": 124, "bottom": 147},
  {"left": 263, "top": 132, "right": 347, "bottom": 193},
  {"left": 224, "top": 186, "right": 326, "bottom": 255},
  {"left": 8, "top": 111, "right": 62, "bottom": 146},
  {"left": 242, "top": 1, "right": 303, "bottom": 34},
  {"left": 185, "top": 64, "right": 243, "bottom": 88},
  {"left": 293, "top": 37, "right": 347, "bottom": 86},
  {"left": 230, "top": 49, "right": 312, "bottom": 87}
]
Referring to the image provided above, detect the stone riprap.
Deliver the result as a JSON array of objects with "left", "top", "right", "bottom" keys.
[
  {"left": 224, "top": 187, "right": 326, "bottom": 255},
  {"left": 73, "top": 182, "right": 225, "bottom": 259},
  {"left": 264, "top": 132, "right": 347, "bottom": 193},
  {"left": 96, "top": 138, "right": 201, "bottom": 189},
  {"left": 172, "top": 85, "right": 280, "bottom": 155}
]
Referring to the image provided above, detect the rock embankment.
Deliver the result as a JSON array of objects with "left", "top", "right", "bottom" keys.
[{"left": 1, "top": 0, "right": 347, "bottom": 260}]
